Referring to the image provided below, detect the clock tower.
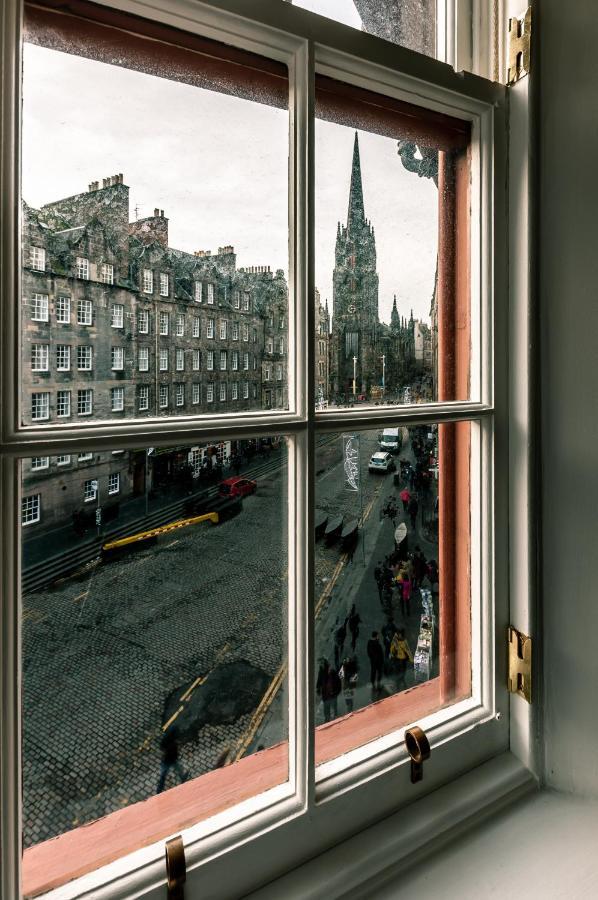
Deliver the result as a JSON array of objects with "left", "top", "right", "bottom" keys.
[{"left": 331, "top": 132, "right": 380, "bottom": 397}]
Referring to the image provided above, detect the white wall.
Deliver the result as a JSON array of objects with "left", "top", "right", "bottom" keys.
[{"left": 540, "top": 0, "right": 598, "bottom": 795}]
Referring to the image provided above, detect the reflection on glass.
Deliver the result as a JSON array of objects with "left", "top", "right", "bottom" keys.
[
  {"left": 315, "top": 121, "right": 442, "bottom": 410},
  {"left": 291, "top": 0, "right": 436, "bottom": 58},
  {"left": 21, "top": 35, "right": 289, "bottom": 426},
  {"left": 314, "top": 424, "right": 470, "bottom": 759},
  {"left": 21, "top": 437, "right": 288, "bottom": 847}
]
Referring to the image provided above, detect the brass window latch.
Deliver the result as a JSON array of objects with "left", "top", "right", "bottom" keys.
[
  {"left": 507, "top": 7, "right": 531, "bottom": 85},
  {"left": 165, "top": 835, "right": 186, "bottom": 899},
  {"left": 405, "top": 726, "right": 431, "bottom": 783},
  {"left": 508, "top": 626, "right": 532, "bottom": 703}
]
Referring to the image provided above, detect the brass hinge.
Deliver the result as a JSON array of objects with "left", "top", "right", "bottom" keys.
[
  {"left": 508, "top": 626, "right": 532, "bottom": 703},
  {"left": 507, "top": 7, "right": 531, "bottom": 84}
]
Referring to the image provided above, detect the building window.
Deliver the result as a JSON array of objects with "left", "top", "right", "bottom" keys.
[
  {"left": 31, "top": 343, "right": 49, "bottom": 372},
  {"left": 253, "top": 328, "right": 258, "bottom": 343},
  {"left": 143, "top": 268, "right": 153, "bottom": 293},
  {"left": 21, "top": 495, "right": 40, "bottom": 526},
  {"left": 192, "top": 383, "right": 200, "bottom": 404},
  {"left": 233, "top": 290, "right": 240, "bottom": 309},
  {"left": 192, "top": 315, "right": 200, "bottom": 338},
  {"left": 111, "top": 303, "right": 124, "bottom": 328},
  {"left": 276, "top": 364, "right": 283, "bottom": 381},
  {"left": 220, "top": 350, "right": 227, "bottom": 371},
  {"left": 108, "top": 472, "right": 120, "bottom": 494},
  {"left": 192, "top": 349, "right": 200, "bottom": 371},
  {"left": 219, "top": 320, "right": 227, "bottom": 339},
  {"left": 31, "top": 293, "right": 48, "bottom": 322},
  {"left": 56, "top": 390, "right": 71, "bottom": 418},
  {"left": 159, "top": 312, "right": 169, "bottom": 335},
  {"left": 111, "top": 347, "right": 124, "bottom": 371},
  {"left": 243, "top": 323, "right": 249, "bottom": 341},
  {"left": 243, "top": 381, "right": 249, "bottom": 400},
  {"left": 77, "top": 346, "right": 92, "bottom": 371},
  {"left": 207, "top": 318, "right": 214, "bottom": 338},
  {"left": 231, "top": 381, "right": 238, "bottom": 400},
  {"left": 56, "top": 455, "right": 71, "bottom": 466},
  {"left": 219, "top": 382, "right": 226, "bottom": 402},
  {"left": 207, "top": 350, "right": 214, "bottom": 371},
  {"left": 100, "top": 263, "right": 114, "bottom": 284},
  {"left": 176, "top": 348, "right": 184, "bottom": 371},
  {"left": 138, "top": 385, "right": 149, "bottom": 411},
  {"left": 280, "top": 315, "right": 285, "bottom": 329},
  {"left": 77, "top": 299, "right": 92, "bottom": 326},
  {"left": 176, "top": 313, "right": 185, "bottom": 336},
  {"left": 138, "top": 347, "right": 149, "bottom": 371},
  {"left": 279, "top": 337, "right": 285, "bottom": 354},
  {"left": 266, "top": 338, "right": 273, "bottom": 354},
  {"left": 78, "top": 453, "right": 93, "bottom": 463},
  {"left": 243, "top": 352, "right": 249, "bottom": 370},
  {"left": 75, "top": 257, "right": 89, "bottom": 280},
  {"left": 56, "top": 344, "right": 70, "bottom": 371},
  {"left": 232, "top": 350, "right": 239, "bottom": 371},
  {"left": 232, "top": 321, "right": 239, "bottom": 340},
  {"left": 265, "top": 365, "right": 271, "bottom": 381},
  {"left": 194, "top": 281, "right": 202, "bottom": 303},
  {"left": 159, "top": 384, "right": 169, "bottom": 409},
  {"left": 138, "top": 309, "right": 149, "bottom": 333},
  {"left": 111, "top": 387, "right": 124, "bottom": 411},
  {"left": 253, "top": 354, "right": 258, "bottom": 370},
  {"left": 175, "top": 383, "right": 185, "bottom": 406},
  {"left": 252, "top": 383, "right": 257, "bottom": 399},
  {"left": 56, "top": 296, "right": 70, "bottom": 323},
  {"left": 30, "top": 246, "right": 46, "bottom": 271},
  {"left": 206, "top": 382, "right": 214, "bottom": 403},
  {"left": 77, "top": 389, "right": 93, "bottom": 416},
  {"left": 31, "top": 392, "right": 49, "bottom": 421},
  {"left": 83, "top": 479, "right": 97, "bottom": 502},
  {"left": 159, "top": 349, "right": 168, "bottom": 371},
  {"left": 242, "top": 291, "right": 250, "bottom": 311},
  {"left": 160, "top": 272, "right": 169, "bottom": 297},
  {"left": 31, "top": 457, "right": 49, "bottom": 471},
  {"left": 207, "top": 283, "right": 215, "bottom": 304}
]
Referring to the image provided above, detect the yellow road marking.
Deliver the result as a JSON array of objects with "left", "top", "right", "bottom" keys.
[
  {"left": 73, "top": 591, "right": 88, "bottom": 604},
  {"left": 162, "top": 705, "right": 185, "bottom": 733}
]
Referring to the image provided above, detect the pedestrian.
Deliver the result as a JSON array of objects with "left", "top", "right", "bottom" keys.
[
  {"left": 401, "top": 575, "right": 412, "bottom": 617},
  {"left": 316, "top": 658, "right": 341, "bottom": 722},
  {"left": 367, "top": 631, "right": 384, "bottom": 691},
  {"left": 412, "top": 545, "right": 427, "bottom": 589},
  {"left": 157, "top": 727, "right": 189, "bottom": 793},
  {"left": 334, "top": 618, "right": 347, "bottom": 668},
  {"left": 381, "top": 618, "right": 397, "bottom": 671},
  {"left": 348, "top": 604, "right": 361, "bottom": 651},
  {"left": 389, "top": 628, "right": 414, "bottom": 689},
  {"left": 400, "top": 487, "right": 411, "bottom": 512},
  {"left": 408, "top": 496, "right": 419, "bottom": 529},
  {"left": 339, "top": 656, "right": 359, "bottom": 713}
]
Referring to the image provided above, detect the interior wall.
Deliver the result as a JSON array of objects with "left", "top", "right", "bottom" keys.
[{"left": 540, "top": 0, "right": 598, "bottom": 795}]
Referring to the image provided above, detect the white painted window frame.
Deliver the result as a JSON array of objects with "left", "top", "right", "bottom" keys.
[
  {"left": 0, "top": 1, "right": 537, "bottom": 899},
  {"left": 138, "top": 385, "right": 150, "bottom": 411},
  {"left": 111, "top": 303, "right": 124, "bottom": 328},
  {"left": 108, "top": 472, "right": 120, "bottom": 494},
  {"left": 111, "top": 387, "right": 124, "bottom": 412},
  {"left": 111, "top": 346, "right": 124, "bottom": 371},
  {"left": 56, "top": 389, "right": 71, "bottom": 418},
  {"left": 56, "top": 295, "right": 71, "bottom": 323}
]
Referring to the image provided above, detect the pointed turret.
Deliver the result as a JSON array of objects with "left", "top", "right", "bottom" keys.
[
  {"left": 347, "top": 132, "right": 366, "bottom": 231},
  {"left": 391, "top": 294, "right": 400, "bottom": 332}
]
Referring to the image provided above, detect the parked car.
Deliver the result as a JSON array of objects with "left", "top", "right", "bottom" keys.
[
  {"left": 368, "top": 452, "right": 396, "bottom": 474},
  {"left": 218, "top": 476, "right": 257, "bottom": 498}
]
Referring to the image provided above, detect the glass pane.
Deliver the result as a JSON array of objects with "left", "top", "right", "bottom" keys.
[
  {"left": 314, "top": 76, "right": 471, "bottom": 411},
  {"left": 314, "top": 422, "right": 472, "bottom": 766},
  {"left": 21, "top": 10, "right": 289, "bottom": 427},
  {"left": 290, "top": 0, "right": 436, "bottom": 58},
  {"left": 21, "top": 436, "right": 288, "bottom": 860}
]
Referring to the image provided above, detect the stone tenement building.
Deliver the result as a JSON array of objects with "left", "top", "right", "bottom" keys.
[
  {"left": 315, "top": 288, "right": 330, "bottom": 405},
  {"left": 20, "top": 174, "right": 288, "bottom": 532},
  {"left": 330, "top": 133, "right": 419, "bottom": 400}
]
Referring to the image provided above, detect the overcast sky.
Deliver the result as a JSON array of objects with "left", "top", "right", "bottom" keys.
[{"left": 22, "top": 40, "right": 436, "bottom": 325}]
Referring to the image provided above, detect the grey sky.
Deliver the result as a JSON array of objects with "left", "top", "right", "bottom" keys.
[{"left": 23, "top": 41, "right": 436, "bottom": 325}]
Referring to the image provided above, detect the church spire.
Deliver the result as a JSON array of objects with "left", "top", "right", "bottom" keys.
[
  {"left": 391, "top": 294, "right": 400, "bottom": 331},
  {"left": 347, "top": 131, "right": 365, "bottom": 230}
]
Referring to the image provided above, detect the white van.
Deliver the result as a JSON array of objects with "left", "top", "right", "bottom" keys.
[{"left": 379, "top": 427, "right": 402, "bottom": 454}]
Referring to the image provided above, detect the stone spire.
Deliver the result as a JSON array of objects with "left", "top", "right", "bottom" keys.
[
  {"left": 347, "top": 131, "right": 365, "bottom": 231},
  {"left": 391, "top": 294, "right": 400, "bottom": 331}
]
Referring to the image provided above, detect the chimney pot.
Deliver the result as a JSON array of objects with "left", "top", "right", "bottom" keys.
[{"left": 154, "top": 208, "right": 159, "bottom": 217}]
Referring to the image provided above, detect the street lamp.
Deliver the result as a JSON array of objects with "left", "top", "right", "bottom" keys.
[
  {"left": 380, "top": 353, "right": 386, "bottom": 396},
  {"left": 352, "top": 355, "right": 357, "bottom": 398}
]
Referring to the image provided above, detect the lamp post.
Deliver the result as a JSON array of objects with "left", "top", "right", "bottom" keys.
[
  {"left": 352, "top": 355, "right": 357, "bottom": 398},
  {"left": 380, "top": 353, "right": 386, "bottom": 396}
]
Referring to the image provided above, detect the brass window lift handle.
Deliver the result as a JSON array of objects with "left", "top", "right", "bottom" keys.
[
  {"left": 404, "top": 726, "right": 431, "bottom": 783},
  {"left": 165, "top": 835, "right": 186, "bottom": 899}
]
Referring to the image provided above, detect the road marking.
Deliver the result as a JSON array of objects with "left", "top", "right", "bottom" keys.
[
  {"left": 162, "top": 704, "right": 185, "bottom": 732},
  {"left": 73, "top": 591, "right": 88, "bottom": 604}
]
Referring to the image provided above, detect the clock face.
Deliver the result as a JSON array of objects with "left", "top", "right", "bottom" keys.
[{"left": 348, "top": 304, "right": 356, "bottom": 314}]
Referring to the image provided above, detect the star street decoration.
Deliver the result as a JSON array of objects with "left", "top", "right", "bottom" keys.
[{"left": 343, "top": 433, "right": 360, "bottom": 492}]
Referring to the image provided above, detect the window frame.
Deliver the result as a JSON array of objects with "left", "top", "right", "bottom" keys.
[{"left": 0, "top": 1, "right": 525, "bottom": 899}]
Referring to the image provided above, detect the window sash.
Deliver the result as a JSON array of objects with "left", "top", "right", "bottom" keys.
[{"left": 3, "top": 3, "right": 510, "bottom": 899}]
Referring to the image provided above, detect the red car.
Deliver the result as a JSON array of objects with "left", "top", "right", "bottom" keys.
[{"left": 218, "top": 476, "right": 257, "bottom": 499}]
